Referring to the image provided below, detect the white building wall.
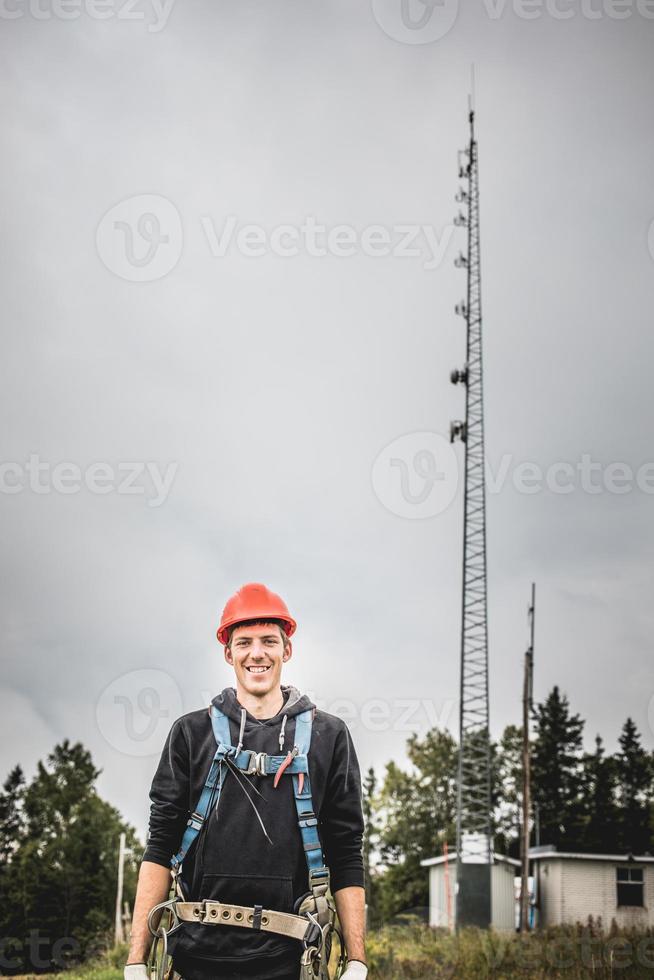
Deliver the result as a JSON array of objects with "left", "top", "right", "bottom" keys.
[
  {"left": 537, "top": 860, "right": 563, "bottom": 926},
  {"left": 491, "top": 863, "right": 516, "bottom": 932},
  {"left": 427, "top": 861, "right": 516, "bottom": 932},
  {"left": 428, "top": 864, "right": 454, "bottom": 929},
  {"left": 538, "top": 860, "right": 654, "bottom": 929}
]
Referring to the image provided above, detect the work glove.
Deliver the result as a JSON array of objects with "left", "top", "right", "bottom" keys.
[
  {"left": 124, "top": 964, "right": 149, "bottom": 979},
  {"left": 341, "top": 962, "right": 368, "bottom": 980}
]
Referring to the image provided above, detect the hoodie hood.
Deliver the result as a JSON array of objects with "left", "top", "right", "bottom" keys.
[
  {"left": 210, "top": 684, "right": 315, "bottom": 762},
  {"left": 212, "top": 684, "right": 313, "bottom": 721}
]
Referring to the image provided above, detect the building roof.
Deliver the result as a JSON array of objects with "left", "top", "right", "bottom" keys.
[
  {"left": 421, "top": 852, "right": 520, "bottom": 869},
  {"left": 529, "top": 849, "right": 654, "bottom": 863}
]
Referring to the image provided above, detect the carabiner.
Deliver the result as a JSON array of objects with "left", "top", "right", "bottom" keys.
[{"left": 147, "top": 898, "right": 181, "bottom": 938}]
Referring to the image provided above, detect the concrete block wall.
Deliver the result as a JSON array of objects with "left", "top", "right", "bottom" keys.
[{"left": 538, "top": 860, "right": 654, "bottom": 929}]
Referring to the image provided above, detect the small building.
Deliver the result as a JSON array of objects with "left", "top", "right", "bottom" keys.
[
  {"left": 420, "top": 851, "right": 520, "bottom": 932},
  {"left": 530, "top": 848, "right": 654, "bottom": 929}
]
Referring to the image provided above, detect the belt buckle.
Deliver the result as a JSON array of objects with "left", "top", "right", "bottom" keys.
[
  {"left": 192, "top": 901, "right": 207, "bottom": 923},
  {"left": 244, "top": 751, "right": 267, "bottom": 776}
]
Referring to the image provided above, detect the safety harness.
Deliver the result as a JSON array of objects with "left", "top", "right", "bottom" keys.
[{"left": 148, "top": 705, "right": 346, "bottom": 980}]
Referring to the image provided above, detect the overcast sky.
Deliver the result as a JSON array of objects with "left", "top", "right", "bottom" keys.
[{"left": 2, "top": 0, "right": 654, "bottom": 840}]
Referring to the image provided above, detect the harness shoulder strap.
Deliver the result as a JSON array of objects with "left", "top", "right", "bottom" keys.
[
  {"left": 170, "top": 706, "right": 233, "bottom": 872},
  {"left": 292, "top": 709, "right": 329, "bottom": 888},
  {"left": 210, "top": 703, "right": 233, "bottom": 750}
]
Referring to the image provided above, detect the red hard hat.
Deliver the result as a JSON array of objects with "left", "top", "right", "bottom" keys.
[{"left": 217, "top": 582, "right": 297, "bottom": 646}]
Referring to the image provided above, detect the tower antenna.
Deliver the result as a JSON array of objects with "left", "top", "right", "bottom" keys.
[{"left": 450, "top": 97, "right": 492, "bottom": 929}]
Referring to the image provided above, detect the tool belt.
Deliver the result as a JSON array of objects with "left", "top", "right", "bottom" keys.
[{"left": 147, "top": 883, "right": 345, "bottom": 980}]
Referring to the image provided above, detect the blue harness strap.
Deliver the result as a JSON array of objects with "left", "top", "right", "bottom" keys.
[
  {"left": 171, "top": 707, "right": 233, "bottom": 872},
  {"left": 171, "top": 705, "right": 328, "bottom": 887},
  {"left": 293, "top": 710, "right": 329, "bottom": 885}
]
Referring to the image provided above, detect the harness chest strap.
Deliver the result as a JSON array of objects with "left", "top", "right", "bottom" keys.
[{"left": 171, "top": 705, "right": 330, "bottom": 893}]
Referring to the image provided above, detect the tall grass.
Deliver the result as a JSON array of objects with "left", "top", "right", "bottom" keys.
[
  {"left": 10, "top": 926, "right": 654, "bottom": 978},
  {"left": 367, "top": 922, "right": 654, "bottom": 979}
]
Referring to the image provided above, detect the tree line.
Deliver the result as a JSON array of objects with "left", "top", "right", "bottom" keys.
[
  {"left": 1, "top": 687, "right": 652, "bottom": 971},
  {"left": 364, "top": 686, "right": 654, "bottom": 925}
]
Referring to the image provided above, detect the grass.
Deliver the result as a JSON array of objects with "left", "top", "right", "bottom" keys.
[
  {"left": 366, "top": 922, "right": 654, "bottom": 978},
  {"left": 10, "top": 925, "right": 654, "bottom": 978}
]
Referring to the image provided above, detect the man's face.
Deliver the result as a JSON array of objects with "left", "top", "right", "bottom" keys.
[{"left": 224, "top": 622, "right": 292, "bottom": 697}]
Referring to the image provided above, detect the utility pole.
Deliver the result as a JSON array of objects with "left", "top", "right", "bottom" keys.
[
  {"left": 450, "top": 91, "right": 493, "bottom": 929},
  {"left": 114, "top": 832, "right": 131, "bottom": 945},
  {"left": 520, "top": 583, "right": 535, "bottom": 932}
]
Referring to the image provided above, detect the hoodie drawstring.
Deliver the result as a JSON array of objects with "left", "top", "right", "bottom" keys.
[
  {"left": 235, "top": 707, "right": 247, "bottom": 756},
  {"left": 208, "top": 699, "right": 301, "bottom": 844}
]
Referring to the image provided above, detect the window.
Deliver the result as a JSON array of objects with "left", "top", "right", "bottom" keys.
[{"left": 616, "top": 867, "right": 644, "bottom": 907}]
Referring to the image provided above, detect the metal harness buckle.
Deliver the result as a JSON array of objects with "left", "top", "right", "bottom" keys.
[
  {"left": 244, "top": 751, "right": 268, "bottom": 776},
  {"left": 191, "top": 900, "right": 207, "bottom": 922}
]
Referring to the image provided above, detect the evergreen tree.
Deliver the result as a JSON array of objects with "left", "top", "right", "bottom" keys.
[
  {"left": 0, "top": 765, "right": 25, "bottom": 862},
  {"left": 376, "top": 728, "right": 457, "bottom": 922},
  {"left": 494, "top": 725, "right": 524, "bottom": 858},
  {"left": 580, "top": 735, "right": 618, "bottom": 852},
  {"left": 0, "top": 741, "right": 141, "bottom": 973},
  {"left": 361, "top": 767, "right": 381, "bottom": 927},
  {"left": 615, "top": 718, "right": 653, "bottom": 854},
  {"left": 532, "top": 687, "right": 585, "bottom": 850}
]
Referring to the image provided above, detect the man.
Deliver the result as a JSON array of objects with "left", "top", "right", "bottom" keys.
[{"left": 125, "top": 583, "right": 367, "bottom": 980}]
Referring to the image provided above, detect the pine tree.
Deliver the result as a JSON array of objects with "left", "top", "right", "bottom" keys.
[
  {"left": 0, "top": 765, "right": 25, "bottom": 862},
  {"left": 615, "top": 718, "right": 653, "bottom": 854},
  {"left": 532, "top": 687, "right": 585, "bottom": 850},
  {"left": 376, "top": 728, "right": 457, "bottom": 922},
  {"left": 0, "top": 741, "right": 141, "bottom": 972},
  {"left": 494, "top": 725, "right": 524, "bottom": 858},
  {"left": 581, "top": 736, "right": 618, "bottom": 852},
  {"left": 361, "top": 766, "right": 381, "bottom": 927}
]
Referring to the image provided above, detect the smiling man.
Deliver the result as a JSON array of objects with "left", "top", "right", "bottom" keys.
[{"left": 125, "top": 583, "right": 367, "bottom": 980}]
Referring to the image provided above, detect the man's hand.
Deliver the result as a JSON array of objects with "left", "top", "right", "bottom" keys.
[
  {"left": 341, "top": 962, "right": 368, "bottom": 979},
  {"left": 124, "top": 965, "right": 148, "bottom": 979}
]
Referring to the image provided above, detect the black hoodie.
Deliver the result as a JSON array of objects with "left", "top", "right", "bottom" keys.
[{"left": 143, "top": 686, "right": 364, "bottom": 979}]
